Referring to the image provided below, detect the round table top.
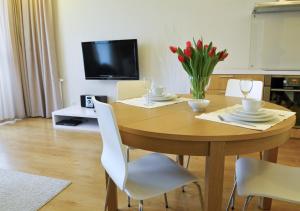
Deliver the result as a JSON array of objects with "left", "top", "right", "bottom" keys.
[{"left": 112, "top": 95, "right": 295, "bottom": 142}]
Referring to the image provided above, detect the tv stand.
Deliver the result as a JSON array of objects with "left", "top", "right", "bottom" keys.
[{"left": 52, "top": 105, "right": 99, "bottom": 132}]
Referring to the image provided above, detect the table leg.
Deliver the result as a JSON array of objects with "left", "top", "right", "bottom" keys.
[
  {"left": 204, "top": 142, "right": 226, "bottom": 211},
  {"left": 105, "top": 171, "right": 118, "bottom": 211},
  {"left": 259, "top": 147, "right": 278, "bottom": 210}
]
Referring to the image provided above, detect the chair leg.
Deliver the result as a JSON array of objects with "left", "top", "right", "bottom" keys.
[
  {"left": 126, "top": 147, "right": 132, "bottom": 207},
  {"left": 227, "top": 155, "right": 240, "bottom": 210},
  {"left": 226, "top": 181, "right": 237, "bottom": 211},
  {"left": 193, "top": 182, "right": 204, "bottom": 210},
  {"left": 139, "top": 200, "right": 143, "bottom": 211},
  {"left": 164, "top": 193, "right": 169, "bottom": 208},
  {"left": 230, "top": 188, "right": 236, "bottom": 210},
  {"left": 127, "top": 196, "right": 131, "bottom": 207},
  {"left": 243, "top": 196, "right": 254, "bottom": 211},
  {"left": 186, "top": 156, "right": 191, "bottom": 168},
  {"left": 127, "top": 146, "right": 130, "bottom": 162},
  {"left": 176, "top": 155, "right": 186, "bottom": 192}
]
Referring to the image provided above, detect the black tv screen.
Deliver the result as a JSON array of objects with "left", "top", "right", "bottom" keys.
[{"left": 81, "top": 39, "right": 139, "bottom": 80}]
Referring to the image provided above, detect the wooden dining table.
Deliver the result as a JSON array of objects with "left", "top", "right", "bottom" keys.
[{"left": 106, "top": 95, "right": 295, "bottom": 211}]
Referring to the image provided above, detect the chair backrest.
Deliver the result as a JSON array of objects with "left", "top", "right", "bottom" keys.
[
  {"left": 236, "top": 157, "right": 300, "bottom": 204},
  {"left": 225, "top": 79, "right": 263, "bottom": 100},
  {"left": 116, "top": 80, "right": 148, "bottom": 100},
  {"left": 93, "top": 97, "right": 127, "bottom": 190}
]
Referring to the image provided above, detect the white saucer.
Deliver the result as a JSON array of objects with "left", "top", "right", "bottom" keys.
[
  {"left": 146, "top": 93, "right": 177, "bottom": 102},
  {"left": 149, "top": 93, "right": 164, "bottom": 97}
]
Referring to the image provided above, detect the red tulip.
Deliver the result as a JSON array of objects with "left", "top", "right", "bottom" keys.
[
  {"left": 197, "top": 40, "right": 203, "bottom": 49},
  {"left": 186, "top": 41, "right": 192, "bottom": 48},
  {"left": 169, "top": 46, "right": 177, "bottom": 53},
  {"left": 178, "top": 55, "right": 185, "bottom": 63},
  {"left": 219, "top": 51, "right": 228, "bottom": 61},
  {"left": 223, "top": 52, "right": 229, "bottom": 60},
  {"left": 208, "top": 47, "right": 216, "bottom": 57},
  {"left": 218, "top": 51, "right": 224, "bottom": 60},
  {"left": 204, "top": 44, "right": 209, "bottom": 49},
  {"left": 184, "top": 47, "right": 192, "bottom": 58}
]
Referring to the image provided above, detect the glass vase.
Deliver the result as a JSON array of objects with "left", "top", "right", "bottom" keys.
[{"left": 190, "top": 76, "right": 211, "bottom": 99}]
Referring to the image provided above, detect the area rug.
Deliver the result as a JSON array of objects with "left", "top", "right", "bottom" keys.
[{"left": 0, "top": 168, "right": 71, "bottom": 211}]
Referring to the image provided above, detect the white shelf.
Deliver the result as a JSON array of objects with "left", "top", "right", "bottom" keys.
[
  {"left": 53, "top": 105, "right": 97, "bottom": 118},
  {"left": 52, "top": 105, "right": 99, "bottom": 133}
]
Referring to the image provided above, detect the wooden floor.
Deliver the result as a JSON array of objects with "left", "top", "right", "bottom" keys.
[{"left": 0, "top": 118, "right": 299, "bottom": 211}]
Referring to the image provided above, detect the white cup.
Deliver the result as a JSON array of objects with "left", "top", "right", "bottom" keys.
[
  {"left": 152, "top": 86, "right": 165, "bottom": 96},
  {"left": 242, "top": 98, "right": 265, "bottom": 112}
]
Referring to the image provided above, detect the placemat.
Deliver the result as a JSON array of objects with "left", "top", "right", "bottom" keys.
[
  {"left": 117, "top": 97, "right": 190, "bottom": 108},
  {"left": 196, "top": 104, "right": 295, "bottom": 131}
]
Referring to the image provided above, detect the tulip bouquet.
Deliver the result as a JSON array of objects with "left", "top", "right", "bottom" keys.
[{"left": 170, "top": 39, "right": 228, "bottom": 99}]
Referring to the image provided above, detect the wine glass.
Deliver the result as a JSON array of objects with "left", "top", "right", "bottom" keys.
[
  {"left": 239, "top": 79, "right": 253, "bottom": 99},
  {"left": 143, "top": 77, "right": 153, "bottom": 106}
]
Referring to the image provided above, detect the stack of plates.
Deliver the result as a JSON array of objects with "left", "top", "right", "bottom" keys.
[
  {"left": 146, "top": 93, "right": 177, "bottom": 102},
  {"left": 226, "top": 106, "right": 276, "bottom": 123}
]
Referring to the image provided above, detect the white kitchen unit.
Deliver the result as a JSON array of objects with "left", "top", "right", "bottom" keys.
[{"left": 52, "top": 105, "right": 98, "bottom": 132}]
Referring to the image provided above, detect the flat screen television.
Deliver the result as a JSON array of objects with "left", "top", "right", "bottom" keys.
[{"left": 81, "top": 39, "right": 139, "bottom": 80}]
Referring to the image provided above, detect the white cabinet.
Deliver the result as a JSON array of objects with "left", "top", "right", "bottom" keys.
[{"left": 52, "top": 105, "right": 99, "bottom": 132}]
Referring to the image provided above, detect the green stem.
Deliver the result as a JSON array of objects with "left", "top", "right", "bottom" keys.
[{"left": 190, "top": 76, "right": 210, "bottom": 99}]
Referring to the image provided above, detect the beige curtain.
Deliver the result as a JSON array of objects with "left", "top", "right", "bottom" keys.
[
  {"left": 0, "top": 0, "right": 25, "bottom": 123},
  {"left": 8, "top": 0, "right": 62, "bottom": 118}
]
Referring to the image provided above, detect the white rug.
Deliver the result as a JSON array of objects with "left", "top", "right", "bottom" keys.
[{"left": 0, "top": 169, "right": 71, "bottom": 211}]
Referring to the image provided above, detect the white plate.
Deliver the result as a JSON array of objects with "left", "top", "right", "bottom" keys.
[
  {"left": 227, "top": 111, "right": 276, "bottom": 122},
  {"left": 230, "top": 108, "right": 274, "bottom": 120},
  {"left": 224, "top": 106, "right": 277, "bottom": 122},
  {"left": 146, "top": 94, "right": 177, "bottom": 102}
]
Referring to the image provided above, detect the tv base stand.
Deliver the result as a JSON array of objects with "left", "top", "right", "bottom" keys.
[{"left": 52, "top": 105, "right": 98, "bottom": 132}]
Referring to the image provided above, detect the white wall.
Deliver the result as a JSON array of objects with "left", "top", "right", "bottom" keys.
[{"left": 53, "top": 0, "right": 269, "bottom": 106}]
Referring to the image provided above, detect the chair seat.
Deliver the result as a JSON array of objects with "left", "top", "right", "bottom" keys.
[
  {"left": 236, "top": 158, "right": 300, "bottom": 204},
  {"left": 125, "top": 153, "right": 198, "bottom": 200}
]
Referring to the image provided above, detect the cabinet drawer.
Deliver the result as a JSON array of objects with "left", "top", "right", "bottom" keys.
[{"left": 209, "top": 75, "right": 235, "bottom": 90}]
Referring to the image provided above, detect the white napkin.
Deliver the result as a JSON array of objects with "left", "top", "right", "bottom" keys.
[
  {"left": 117, "top": 96, "right": 190, "bottom": 109},
  {"left": 196, "top": 104, "right": 295, "bottom": 131}
]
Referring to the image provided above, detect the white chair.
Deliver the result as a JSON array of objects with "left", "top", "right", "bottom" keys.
[
  {"left": 116, "top": 80, "right": 191, "bottom": 195},
  {"left": 116, "top": 80, "right": 186, "bottom": 204},
  {"left": 225, "top": 79, "right": 264, "bottom": 210},
  {"left": 116, "top": 80, "right": 148, "bottom": 100},
  {"left": 236, "top": 158, "right": 300, "bottom": 211},
  {"left": 92, "top": 98, "right": 204, "bottom": 211},
  {"left": 225, "top": 79, "right": 263, "bottom": 100},
  {"left": 116, "top": 80, "right": 149, "bottom": 206}
]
